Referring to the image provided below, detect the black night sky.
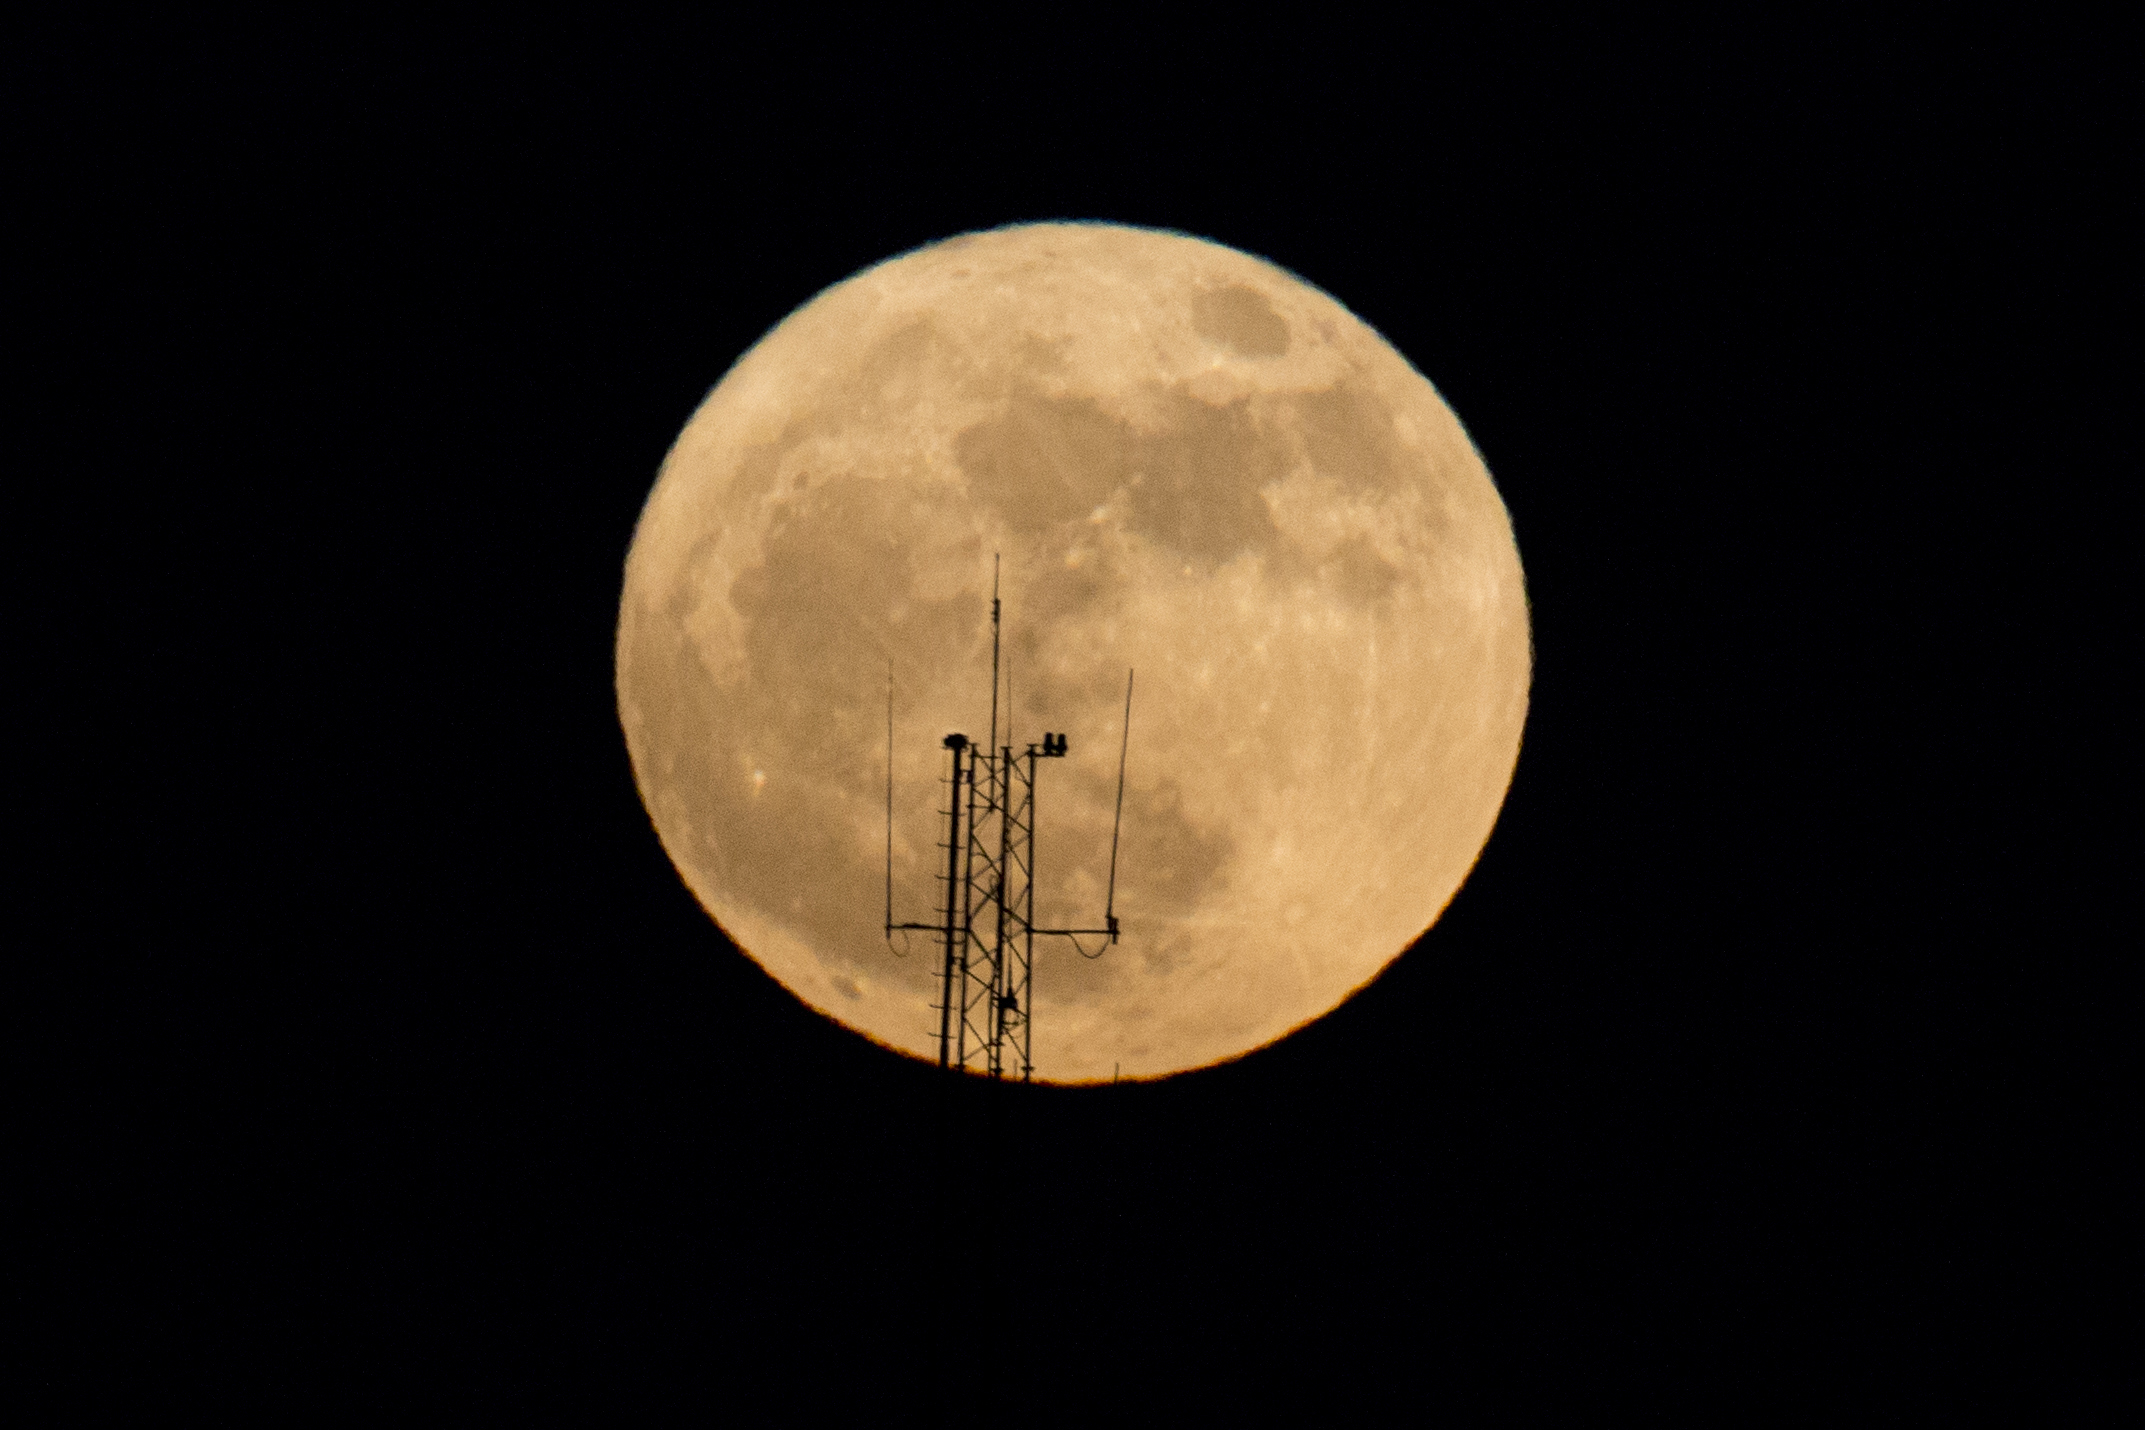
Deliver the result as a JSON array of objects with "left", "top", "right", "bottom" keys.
[{"left": 21, "top": 17, "right": 2111, "bottom": 1415}]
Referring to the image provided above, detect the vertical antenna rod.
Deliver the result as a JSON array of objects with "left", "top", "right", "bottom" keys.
[
  {"left": 885, "top": 663, "right": 894, "bottom": 932},
  {"left": 1105, "top": 669, "right": 1133, "bottom": 942},
  {"left": 987, "top": 554, "right": 1001, "bottom": 758}
]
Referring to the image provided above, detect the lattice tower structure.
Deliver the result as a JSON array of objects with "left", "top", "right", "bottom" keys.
[{"left": 888, "top": 558, "right": 1127, "bottom": 1079}]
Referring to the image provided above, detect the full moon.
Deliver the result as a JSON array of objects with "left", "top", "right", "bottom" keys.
[{"left": 616, "top": 223, "right": 1529, "bottom": 1082}]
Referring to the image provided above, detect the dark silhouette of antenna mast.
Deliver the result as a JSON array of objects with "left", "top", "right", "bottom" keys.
[{"left": 887, "top": 555, "right": 1132, "bottom": 1079}]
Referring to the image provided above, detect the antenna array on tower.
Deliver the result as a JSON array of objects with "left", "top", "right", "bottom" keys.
[{"left": 886, "top": 556, "right": 1132, "bottom": 1079}]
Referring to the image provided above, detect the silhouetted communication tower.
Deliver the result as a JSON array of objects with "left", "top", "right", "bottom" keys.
[{"left": 886, "top": 557, "right": 1132, "bottom": 1080}]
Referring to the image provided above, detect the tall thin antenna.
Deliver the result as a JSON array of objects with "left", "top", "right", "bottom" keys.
[
  {"left": 987, "top": 554, "right": 1001, "bottom": 758},
  {"left": 885, "top": 662, "right": 895, "bottom": 932},
  {"left": 1105, "top": 669, "right": 1133, "bottom": 942}
]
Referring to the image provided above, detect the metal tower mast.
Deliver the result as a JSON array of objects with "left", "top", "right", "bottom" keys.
[{"left": 887, "top": 557, "right": 1132, "bottom": 1079}]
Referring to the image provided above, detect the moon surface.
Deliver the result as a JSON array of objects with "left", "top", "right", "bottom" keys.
[{"left": 616, "top": 223, "right": 1529, "bottom": 1082}]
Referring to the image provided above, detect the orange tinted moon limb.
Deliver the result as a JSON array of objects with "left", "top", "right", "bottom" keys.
[{"left": 615, "top": 222, "right": 1530, "bottom": 1082}]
